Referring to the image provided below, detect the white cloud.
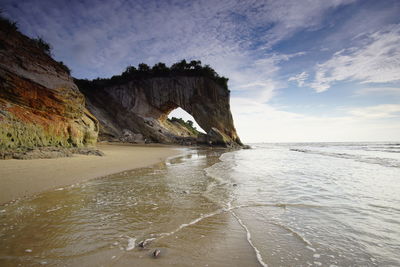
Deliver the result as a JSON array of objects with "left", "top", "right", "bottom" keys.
[
  {"left": 347, "top": 104, "right": 400, "bottom": 119},
  {"left": 3, "top": 0, "right": 353, "bottom": 79},
  {"left": 232, "top": 98, "right": 400, "bottom": 142},
  {"left": 223, "top": 51, "right": 306, "bottom": 102},
  {"left": 310, "top": 25, "right": 400, "bottom": 92},
  {"left": 289, "top": 72, "right": 309, "bottom": 87},
  {"left": 246, "top": 0, "right": 357, "bottom": 49},
  {"left": 355, "top": 87, "right": 400, "bottom": 96},
  {"left": 2, "top": 0, "right": 357, "bottom": 112}
]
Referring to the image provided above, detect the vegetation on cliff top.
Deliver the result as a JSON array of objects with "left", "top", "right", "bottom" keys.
[
  {"left": 167, "top": 117, "right": 199, "bottom": 135},
  {"left": 0, "top": 12, "right": 71, "bottom": 75},
  {"left": 1, "top": 13, "right": 226, "bottom": 89},
  {"left": 0, "top": 10, "right": 18, "bottom": 32},
  {"left": 75, "top": 60, "right": 229, "bottom": 91}
]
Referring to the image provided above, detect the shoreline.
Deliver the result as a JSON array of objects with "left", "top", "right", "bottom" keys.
[{"left": 0, "top": 143, "right": 184, "bottom": 204}]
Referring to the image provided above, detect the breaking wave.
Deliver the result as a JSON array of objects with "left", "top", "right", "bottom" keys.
[{"left": 290, "top": 148, "right": 400, "bottom": 168}]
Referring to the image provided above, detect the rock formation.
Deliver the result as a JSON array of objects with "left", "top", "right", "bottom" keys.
[
  {"left": 0, "top": 18, "right": 242, "bottom": 151},
  {"left": 0, "top": 23, "right": 99, "bottom": 151},
  {"left": 78, "top": 76, "right": 242, "bottom": 147}
]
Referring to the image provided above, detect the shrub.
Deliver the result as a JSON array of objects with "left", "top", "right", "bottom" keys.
[
  {"left": 33, "top": 37, "right": 51, "bottom": 55},
  {"left": 76, "top": 60, "right": 229, "bottom": 91},
  {"left": 138, "top": 63, "right": 150, "bottom": 72},
  {"left": 58, "top": 61, "right": 71, "bottom": 75},
  {"left": 168, "top": 117, "right": 199, "bottom": 135},
  {"left": 152, "top": 62, "right": 169, "bottom": 75},
  {"left": 0, "top": 11, "right": 18, "bottom": 32}
]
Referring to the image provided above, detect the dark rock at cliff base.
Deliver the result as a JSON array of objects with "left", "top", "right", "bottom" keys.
[
  {"left": 206, "top": 127, "right": 234, "bottom": 147},
  {"left": 0, "top": 147, "right": 104, "bottom": 160},
  {"left": 120, "top": 129, "right": 145, "bottom": 143},
  {"left": 0, "top": 25, "right": 99, "bottom": 151},
  {"left": 195, "top": 127, "right": 237, "bottom": 147},
  {"left": 78, "top": 76, "right": 243, "bottom": 147}
]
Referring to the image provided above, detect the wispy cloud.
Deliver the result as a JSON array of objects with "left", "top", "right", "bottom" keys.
[
  {"left": 310, "top": 25, "right": 400, "bottom": 92},
  {"left": 347, "top": 104, "right": 400, "bottom": 119},
  {"left": 232, "top": 98, "right": 400, "bottom": 142},
  {"left": 245, "top": 0, "right": 357, "bottom": 49},
  {"left": 289, "top": 72, "right": 309, "bottom": 87},
  {"left": 2, "top": 0, "right": 352, "bottom": 79},
  {"left": 355, "top": 87, "right": 400, "bottom": 96}
]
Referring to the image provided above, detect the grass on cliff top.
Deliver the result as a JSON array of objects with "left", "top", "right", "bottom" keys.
[
  {"left": 0, "top": 12, "right": 71, "bottom": 75},
  {"left": 30, "top": 38, "right": 71, "bottom": 75},
  {"left": 75, "top": 60, "right": 230, "bottom": 91},
  {"left": 168, "top": 117, "right": 200, "bottom": 136}
]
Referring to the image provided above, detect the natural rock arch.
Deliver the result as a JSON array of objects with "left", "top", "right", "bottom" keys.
[{"left": 80, "top": 76, "right": 242, "bottom": 146}]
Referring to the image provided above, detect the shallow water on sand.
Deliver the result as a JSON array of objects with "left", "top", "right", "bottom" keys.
[
  {"left": 210, "top": 142, "right": 400, "bottom": 267},
  {"left": 1, "top": 143, "right": 400, "bottom": 266},
  {"left": 0, "top": 149, "right": 258, "bottom": 266}
]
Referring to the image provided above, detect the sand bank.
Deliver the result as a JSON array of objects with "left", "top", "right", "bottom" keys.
[{"left": 0, "top": 143, "right": 183, "bottom": 204}]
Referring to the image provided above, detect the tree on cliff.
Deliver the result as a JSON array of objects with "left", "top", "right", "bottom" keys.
[
  {"left": 138, "top": 63, "right": 150, "bottom": 72},
  {"left": 76, "top": 60, "right": 229, "bottom": 90},
  {"left": 168, "top": 117, "right": 198, "bottom": 135},
  {"left": 189, "top": 60, "right": 202, "bottom": 70},
  {"left": 171, "top": 60, "right": 188, "bottom": 71},
  {"left": 152, "top": 62, "right": 169, "bottom": 75},
  {"left": 124, "top": 65, "right": 137, "bottom": 75},
  {"left": 33, "top": 37, "right": 51, "bottom": 55}
]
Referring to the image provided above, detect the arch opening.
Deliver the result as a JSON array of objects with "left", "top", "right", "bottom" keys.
[{"left": 167, "top": 107, "right": 206, "bottom": 134}]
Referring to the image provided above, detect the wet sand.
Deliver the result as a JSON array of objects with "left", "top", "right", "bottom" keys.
[
  {"left": 0, "top": 148, "right": 261, "bottom": 267},
  {"left": 0, "top": 143, "right": 182, "bottom": 204}
]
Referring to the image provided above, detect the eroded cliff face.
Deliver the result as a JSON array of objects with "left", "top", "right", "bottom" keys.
[
  {"left": 80, "top": 76, "right": 242, "bottom": 147},
  {"left": 0, "top": 28, "right": 98, "bottom": 150}
]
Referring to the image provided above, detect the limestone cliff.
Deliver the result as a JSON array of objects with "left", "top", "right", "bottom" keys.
[
  {"left": 0, "top": 24, "right": 98, "bottom": 150},
  {"left": 78, "top": 76, "right": 242, "bottom": 147}
]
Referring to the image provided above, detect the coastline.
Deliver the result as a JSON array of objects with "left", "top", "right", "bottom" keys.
[{"left": 0, "top": 143, "right": 183, "bottom": 204}]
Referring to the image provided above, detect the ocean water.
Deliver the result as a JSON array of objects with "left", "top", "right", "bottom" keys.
[
  {"left": 0, "top": 142, "right": 399, "bottom": 266},
  {"left": 209, "top": 142, "right": 400, "bottom": 266}
]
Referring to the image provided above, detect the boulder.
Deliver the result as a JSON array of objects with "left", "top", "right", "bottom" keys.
[
  {"left": 120, "top": 129, "right": 145, "bottom": 143},
  {"left": 207, "top": 127, "right": 233, "bottom": 147}
]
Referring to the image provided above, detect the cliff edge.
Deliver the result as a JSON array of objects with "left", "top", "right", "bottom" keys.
[{"left": 0, "top": 20, "right": 99, "bottom": 152}]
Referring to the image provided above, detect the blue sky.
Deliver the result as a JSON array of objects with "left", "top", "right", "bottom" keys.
[{"left": 2, "top": 0, "right": 400, "bottom": 142}]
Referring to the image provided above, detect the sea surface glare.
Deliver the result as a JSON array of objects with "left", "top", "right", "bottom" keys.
[{"left": 0, "top": 142, "right": 399, "bottom": 266}]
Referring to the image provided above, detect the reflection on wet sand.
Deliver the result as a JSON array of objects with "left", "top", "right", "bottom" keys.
[{"left": 0, "top": 148, "right": 258, "bottom": 266}]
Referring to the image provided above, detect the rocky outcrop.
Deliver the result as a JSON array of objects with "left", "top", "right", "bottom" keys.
[
  {"left": 0, "top": 26, "right": 99, "bottom": 151},
  {"left": 79, "top": 76, "right": 242, "bottom": 147},
  {"left": 0, "top": 19, "right": 241, "bottom": 150}
]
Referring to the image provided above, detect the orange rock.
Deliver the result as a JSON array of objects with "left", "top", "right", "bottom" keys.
[{"left": 0, "top": 25, "right": 98, "bottom": 150}]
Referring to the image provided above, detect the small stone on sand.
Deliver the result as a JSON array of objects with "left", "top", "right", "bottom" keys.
[{"left": 153, "top": 249, "right": 161, "bottom": 258}]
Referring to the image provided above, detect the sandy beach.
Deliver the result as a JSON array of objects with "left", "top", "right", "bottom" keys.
[{"left": 0, "top": 143, "right": 182, "bottom": 204}]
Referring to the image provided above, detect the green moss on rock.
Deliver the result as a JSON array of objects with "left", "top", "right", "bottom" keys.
[{"left": 0, "top": 112, "right": 97, "bottom": 151}]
